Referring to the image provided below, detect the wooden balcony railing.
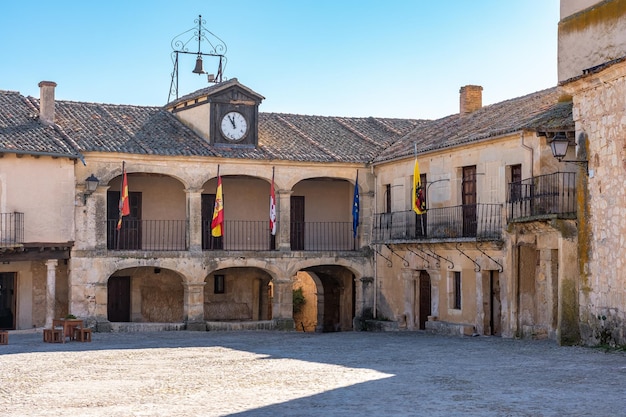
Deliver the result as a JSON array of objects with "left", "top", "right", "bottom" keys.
[
  {"left": 373, "top": 204, "right": 502, "bottom": 242},
  {"left": 107, "top": 220, "right": 187, "bottom": 251},
  {"left": 0, "top": 212, "right": 24, "bottom": 246},
  {"left": 507, "top": 172, "right": 576, "bottom": 221}
]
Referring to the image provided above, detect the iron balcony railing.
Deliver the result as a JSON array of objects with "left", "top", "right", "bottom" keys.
[
  {"left": 373, "top": 204, "right": 502, "bottom": 242},
  {"left": 105, "top": 219, "right": 356, "bottom": 252},
  {"left": 107, "top": 219, "right": 187, "bottom": 251},
  {"left": 202, "top": 220, "right": 356, "bottom": 251},
  {"left": 291, "top": 221, "right": 356, "bottom": 251},
  {"left": 0, "top": 212, "right": 24, "bottom": 246},
  {"left": 202, "top": 220, "right": 274, "bottom": 251},
  {"left": 507, "top": 172, "right": 576, "bottom": 221}
]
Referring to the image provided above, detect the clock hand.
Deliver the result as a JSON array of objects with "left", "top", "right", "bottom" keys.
[{"left": 229, "top": 115, "right": 236, "bottom": 128}]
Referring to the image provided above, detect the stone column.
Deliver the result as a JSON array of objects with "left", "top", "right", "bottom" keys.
[
  {"left": 45, "top": 259, "right": 58, "bottom": 328},
  {"left": 272, "top": 278, "right": 294, "bottom": 330},
  {"left": 277, "top": 190, "right": 292, "bottom": 251},
  {"left": 402, "top": 268, "right": 416, "bottom": 330},
  {"left": 557, "top": 236, "right": 580, "bottom": 346},
  {"left": 429, "top": 269, "right": 441, "bottom": 318},
  {"left": 183, "top": 282, "right": 206, "bottom": 331},
  {"left": 94, "top": 282, "right": 111, "bottom": 332},
  {"left": 185, "top": 188, "right": 204, "bottom": 252}
]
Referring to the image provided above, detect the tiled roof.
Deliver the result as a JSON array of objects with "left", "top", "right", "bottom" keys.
[
  {"left": 258, "top": 113, "right": 425, "bottom": 162},
  {"left": 1, "top": 84, "right": 572, "bottom": 165},
  {"left": 46, "top": 98, "right": 423, "bottom": 163},
  {"left": 52, "top": 100, "right": 221, "bottom": 157},
  {"left": 373, "top": 87, "right": 573, "bottom": 163},
  {"left": 0, "top": 90, "right": 81, "bottom": 158}
]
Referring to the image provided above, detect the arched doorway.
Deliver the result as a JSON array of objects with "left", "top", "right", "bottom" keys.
[
  {"left": 107, "top": 267, "right": 184, "bottom": 323},
  {"left": 299, "top": 265, "right": 355, "bottom": 332}
]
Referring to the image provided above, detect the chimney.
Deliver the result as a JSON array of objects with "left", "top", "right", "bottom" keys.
[
  {"left": 459, "top": 85, "right": 482, "bottom": 115},
  {"left": 38, "top": 81, "right": 57, "bottom": 125}
]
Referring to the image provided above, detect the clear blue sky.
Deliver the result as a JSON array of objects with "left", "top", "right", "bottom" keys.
[{"left": 1, "top": 1, "right": 559, "bottom": 119}]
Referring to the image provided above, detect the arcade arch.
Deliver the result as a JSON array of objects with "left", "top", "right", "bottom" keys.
[{"left": 107, "top": 267, "right": 184, "bottom": 323}]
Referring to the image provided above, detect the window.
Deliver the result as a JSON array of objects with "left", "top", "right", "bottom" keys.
[
  {"left": 453, "top": 271, "right": 461, "bottom": 310},
  {"left": 509, "top": 164, "right": 522, "bottom": 201},
  {"left": 214, "top": 275, "right": 225, "bottom": 294}
]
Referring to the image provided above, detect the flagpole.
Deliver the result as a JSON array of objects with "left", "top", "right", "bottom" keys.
[{"left": 270, "top": 166, "right": 276, "bottom": 250}]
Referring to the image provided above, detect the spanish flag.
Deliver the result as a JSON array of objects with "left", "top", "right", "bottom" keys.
[
  {"left": 211, "top": 172, "right": 224, "bottom": 237},
  {"left": 412, "top": 159, "right": 426, "bottom": 214},
  {"left": 117, "top": 163, "right": 130, "bottom": 230}
]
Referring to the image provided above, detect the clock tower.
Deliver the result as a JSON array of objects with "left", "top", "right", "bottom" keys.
[{"left": 166, "top": 78, "right": 264, "bottom": 147}]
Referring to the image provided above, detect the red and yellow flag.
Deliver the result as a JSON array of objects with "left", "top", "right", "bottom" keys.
[
  {"left": 412, "top": 159, "right": 426, "bottom": 215},
  {"left": 117, "top": 164, "right": 130, "bottom": 230},
  {"left": 211, "top": 174, "right": 224, "bottom": 237}
]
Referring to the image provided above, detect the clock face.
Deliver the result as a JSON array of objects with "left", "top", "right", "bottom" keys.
[{"left": 220, "top": 111, "right": 248, "bottom": 141}]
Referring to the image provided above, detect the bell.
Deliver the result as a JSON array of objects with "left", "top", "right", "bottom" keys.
[{"left": 192, "top": 56, "right": 204, "bottom": 74}]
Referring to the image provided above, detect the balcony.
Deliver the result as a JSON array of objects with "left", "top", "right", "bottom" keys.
[
  {"left": 107, "top": 220, "right": 187, "bottom": 251},
  {"left": 105, "top": 219, "right": 356, "bottom": 252},
  {"left": 373, "top": 204, "right": 502, "bottom": 243},
  {"left": 0, "top": 212, "right": 24, "bottom": 246},
  {"left": 507, "top": 172, "right": 576, "bottom": 222},
  {"left": 202, "top": 220, "right": 356, "bottom": 251}
]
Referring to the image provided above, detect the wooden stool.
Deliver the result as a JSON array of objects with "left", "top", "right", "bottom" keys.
[
  {"left": 74, "top": 327, "right": 92, "bottom": 342},
  {"left": 43, "top": 328, "right": 63, "bottom": 343},
  {"left": 0, "top": 331, "right": 8, "bottom": 345}
]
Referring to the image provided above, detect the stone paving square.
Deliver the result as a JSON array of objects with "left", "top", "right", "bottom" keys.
[{"left": 1, "top": 330, "right": 626, "bottom": 416}]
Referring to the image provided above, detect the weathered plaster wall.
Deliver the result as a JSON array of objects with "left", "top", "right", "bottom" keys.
[
  {"left": 558, "top": 0, "right": 626, "bottom": 82},
  {"left": 0, "top": 154, "right": 75, "bottom": 243}
]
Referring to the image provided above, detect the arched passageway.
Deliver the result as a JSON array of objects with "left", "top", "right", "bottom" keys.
[
  {"left": 296, "top": 265, "right": 355, "bottom": 332},
  {"left": 107, "top": 267, "right": 184, "bottom": 323},
  {"left": 204, "top": 267, "right": 272, "bottom": 321}
]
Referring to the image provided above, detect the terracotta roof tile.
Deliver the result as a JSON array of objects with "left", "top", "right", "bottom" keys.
[
  {"left": 373, "top": 87, "right": 573, "bottom": 163},
  {"left": 1, "top": 85, "right": 572, "bottom": 165},
  {"left": 0, "top": 90, "right": 81, "bottom": 158}
]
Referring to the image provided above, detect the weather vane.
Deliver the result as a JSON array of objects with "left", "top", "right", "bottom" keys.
[{"left": 168, "top": 15, "right": 227, "bottom": 102}]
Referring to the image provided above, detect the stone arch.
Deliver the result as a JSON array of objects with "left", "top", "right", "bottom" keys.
[
  {"left": 203, "top": 266, "right": 273, "bottom": 322},
  {"left": 106, "top": 266, "right": 185, "bottom": 324},
  {"left": 289, "top": 260, "right": 360, "bottom": 332},
  {"left": 292, "top": 270, "right": 324, "bottom": 332}
]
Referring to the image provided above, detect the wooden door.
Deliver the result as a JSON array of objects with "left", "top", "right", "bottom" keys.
[
  {"left": 0, "top": 273, "right": 15, "bottom": 330},
  {"left": 490, "top": 271, "right": 502, "bottom": 335},
  {"left": 290, "top": 196, "right": 305, "bottom": 250},
  {"left": 418, "top": 271, "right": 431, "bottom": 330},
  {"left": 107, "top": 191, "right": 142, "bottom": 249},
  {"left": 201, "top": 194, "right": 223, "bottom": 250},
  {"left": 107, "top": 276, "right": 131, "bottom": 322},
  {"left": 462, "top": 166, "right": 477, "bottom": 237}
]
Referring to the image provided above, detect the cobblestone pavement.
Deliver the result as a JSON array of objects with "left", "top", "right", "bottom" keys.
[{"left": 1, "top": 330, "right": 626, "bottom": 417}]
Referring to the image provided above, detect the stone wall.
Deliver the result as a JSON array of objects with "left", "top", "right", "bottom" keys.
[{"left": 564, "top": 61, "right": 626, "bottom": 345}]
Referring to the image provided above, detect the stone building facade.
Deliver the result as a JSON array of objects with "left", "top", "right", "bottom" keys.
[
  {"left": 558, "top": 0, "right": 626, "bottom": 346},
  {"left": 3, "top": 0, "right": 625, "bottom": 347}
]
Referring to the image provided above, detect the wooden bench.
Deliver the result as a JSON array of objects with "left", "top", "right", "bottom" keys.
[
  {"left": 0, "top": 331, "right": 8, "bottom": 345},
  {"left": 73, "top": 327, "right": 92, "bottom": 342},
  {"left": 43, "top": 328, "right": 63, "bottom": 343}
]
